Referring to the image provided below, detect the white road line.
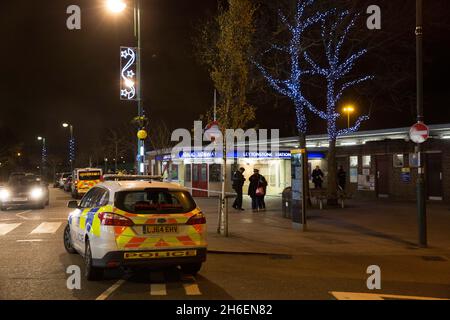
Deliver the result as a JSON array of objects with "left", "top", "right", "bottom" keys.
[
  {"left": 30, "top": 222, "right": 62, "bottom": 234},
  {"left": 182, "top": 275, "right": 202, "bottom": 296},
  {"left": 17, "top": 239, "right": 44, "bottom": 242},
  {"left": 15, "top": 210, "right": 33, "bottom": 220},
  {"left": 96, "top": 279, "right": 127, "bottom": 300},
  {"left": 0, "top": 223, "right": 22, "bottom": 236},
  {"left": 150, "top": 283, "right": 167, "bottom": 296}
]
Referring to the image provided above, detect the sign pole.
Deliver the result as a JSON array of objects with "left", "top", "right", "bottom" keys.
[{"left": 415, "top": 0, "right": 427, "bottom": 247}]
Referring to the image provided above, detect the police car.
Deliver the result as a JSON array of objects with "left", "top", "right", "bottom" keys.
[{"left": 63, "top": 175, "right": 207, "bottom": 281}]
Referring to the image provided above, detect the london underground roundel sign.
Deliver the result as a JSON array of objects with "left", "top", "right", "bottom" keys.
[{"left": 409, "top": 122, "right": 429, "bottom": 144}]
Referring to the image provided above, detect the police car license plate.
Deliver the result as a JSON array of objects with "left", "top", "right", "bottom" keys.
[
  {"left": 145, "top": 225, "right": 178, "bottom": 234},
  {"left": 124, "top": 250, "right": 197, "bottom": 260},
  {"left": 13, "top": 197, "right": 27, "bottom": 202}
]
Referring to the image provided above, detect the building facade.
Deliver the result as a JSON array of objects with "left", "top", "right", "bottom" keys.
[{"left": 147, "top": 124, "right": 450, "bottom": 202}]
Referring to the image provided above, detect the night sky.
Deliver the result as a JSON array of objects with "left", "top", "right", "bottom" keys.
[{"left": 0, "top": 0, "right": 449, "bottom": 163}]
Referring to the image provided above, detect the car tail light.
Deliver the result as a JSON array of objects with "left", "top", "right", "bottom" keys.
[
  {"left": 100, "top": 175, "right": 104, "bottom": 182},
  {"left": 186, "top": 214, "right": 206, "bottom": 225},
  {"left": 98, "top": 212, "right": 134, "bottom": 226}
]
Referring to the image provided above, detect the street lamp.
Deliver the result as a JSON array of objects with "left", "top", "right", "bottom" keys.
[
  {"left": 343, "top": 105, "right": 355, "bottom": 129},
  {"left": 62, "top": 123, "right": 75, "bottom": 172},
  {"left": 107, "top": 0, "right": 146, "bottom": 175},
  {"left": 106, "top": 0, "right": 127, "bottom": 13}
]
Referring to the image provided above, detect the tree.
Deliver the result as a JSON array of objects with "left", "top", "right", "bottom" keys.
[
  {"left": 303, "top": 10, "right": 372, "bottom": 204},
  {"left": 195, "top": 0, "right": 257, "bottom": 234},
  {"left": 196, "top": 0, "right": 257, "bottom": 129},
  {"left": 252, "top": 0, "right": 331, "bottom": 147}
]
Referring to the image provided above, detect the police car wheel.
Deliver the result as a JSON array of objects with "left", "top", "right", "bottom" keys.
[
  {"left": 85, "top": 239, "right": 103, "bottom": 281},
  {"left": 63, "top": 224, "right": 77, "bottom": 254},
  {"left": 0, "top": 206, "right": 7, "bottom": 211},
  {"left": 180, "top": 263, "right": 202, "bottom": 275}
]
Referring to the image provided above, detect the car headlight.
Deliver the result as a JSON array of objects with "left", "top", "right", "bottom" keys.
[
  {"left": 0, "top": 189, "right": 10, "bottom": 201},
  {"left": 30, "top": 188, "right": 44, "bottom": 200}
]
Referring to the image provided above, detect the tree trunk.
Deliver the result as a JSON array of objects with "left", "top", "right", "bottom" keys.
[{"left": 327, "top": 139, "right": 338, "bottom": 206}]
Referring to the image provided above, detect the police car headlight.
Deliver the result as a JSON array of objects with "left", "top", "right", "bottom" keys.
[
  {"left": 0, "top": 189, "right": 10, "bottom": 201},
  {"left": 30, "top": 188, "right": 44, "bottom": 199}
]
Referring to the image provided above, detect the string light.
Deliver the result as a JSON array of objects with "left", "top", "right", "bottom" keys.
[
  {"left": 254, "top": 1, "right": 372, "bottom": 141},
  {"left": 304, "top": 10, "right": 373, "bottom": 140},
  {"left": 69, "top": 138, "right": 75, "bottom": 164},
  {"left": 253, "top": 0, "right": 332, "bottom": 135}
]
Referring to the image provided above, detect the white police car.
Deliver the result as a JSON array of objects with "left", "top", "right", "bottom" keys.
[{"left": 63, "top": 176, "right": 207, "bottom": 280}]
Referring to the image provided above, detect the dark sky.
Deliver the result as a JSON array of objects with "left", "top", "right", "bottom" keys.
[{"left": 0, "top": 0, "right": 449, "bottom": 163}]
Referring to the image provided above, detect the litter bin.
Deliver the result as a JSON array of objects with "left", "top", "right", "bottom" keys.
[{"left": 282, "top": 187, "right": 292, "bottom": 218}]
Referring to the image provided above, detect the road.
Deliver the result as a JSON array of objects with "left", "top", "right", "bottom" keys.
[{"left": 0, "top": 188, "right": 449, "bottom": 300}]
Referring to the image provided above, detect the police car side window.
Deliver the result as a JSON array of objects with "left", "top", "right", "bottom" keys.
[
  {"left": 96, "top": 189, "right": 109, "bottom": 207},
  {"left": 80, "top": 188, "right": 100, "bottom": 208}
]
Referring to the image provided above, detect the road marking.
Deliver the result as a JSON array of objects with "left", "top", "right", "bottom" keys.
[
  {"left": 0, "top": 223, "right": 21, "bottom": 236},
  {"left": 30, "top": 222, "right": 62, "bottom": 234},
  {"left": 182, "top": 275, "right": 201, "bottom": 296},
  {"left": 330, "top": 291, "right": 450, "bottom": 300},
  {"left": 15, "top": 210, "right": 33, "bottom": 220},
  {"left": 96, "top": 279, "right": 127, "bottom": 300},
  {"left": 150, "top": 283, "right": 167, "bottom": 296},
  {"left": 17, "top": 239, "right": 44, "bottom": 242},
  {"left": 149, "top": 272, "right": 167, "bottom": 295}
]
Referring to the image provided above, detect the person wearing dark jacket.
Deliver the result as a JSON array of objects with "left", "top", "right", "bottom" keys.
[
  {"left": 232, "top": 167, "right": 246, "bottom": 210},
  {"left": 337, "top": 165, "right": 346, "bottom": 191},
  {"left": 312, "top": 166, "right": 324, "bottom": 189},
  {"left": 248, "top": 169, "right": 268, "bottom": 211}
]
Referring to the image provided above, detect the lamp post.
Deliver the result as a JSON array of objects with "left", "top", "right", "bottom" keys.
[
  {"left": 107, "top": 0, "right": 146, "bottom": 175},
  {"left": 343, "top": 105, "right": 355, "bottom": 129},
  {"left": 62, "top": 123, "right": 75, "bottom": 172},
  {"left": 415, "top": 0, "right": 427, "bottom": 247},
  {"left": 37, "top": 136, "right": 47, "bottom": 176}
]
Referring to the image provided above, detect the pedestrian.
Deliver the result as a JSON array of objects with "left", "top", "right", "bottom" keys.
[
  {"left": 248, "top": 169, "right": 268, "bottom": 211},
  {"left": 337, "top": 165, "right": 346, "bottom": 192},
  {"left": 232, "top": 167, "right": 246, "bottom": 211},
  {"left": 312, "top": 165, "right": 324, "bottom": 189}
]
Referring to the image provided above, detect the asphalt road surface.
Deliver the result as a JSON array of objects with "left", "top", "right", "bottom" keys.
[{"left": 0, "top": 188, "right": 449, "bottom": 300}]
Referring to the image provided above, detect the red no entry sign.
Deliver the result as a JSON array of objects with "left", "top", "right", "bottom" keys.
[{"left": 409, "top": 122, "right": 429, "bottom": 144}]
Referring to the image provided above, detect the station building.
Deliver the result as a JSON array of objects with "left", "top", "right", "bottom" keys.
[{"left": 147, "top": 123, "right": 450, "bottom": 202}]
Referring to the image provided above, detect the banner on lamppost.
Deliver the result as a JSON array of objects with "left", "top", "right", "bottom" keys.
[{"left": 120, "top": 46, "right": 138, "bottom": 101}]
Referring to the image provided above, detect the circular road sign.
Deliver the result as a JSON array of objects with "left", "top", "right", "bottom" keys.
[{"left": 409, "top": 122, "right": 429, "bottom": 144}]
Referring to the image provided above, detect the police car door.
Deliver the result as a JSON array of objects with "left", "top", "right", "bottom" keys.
[{"left": 72, "top": 188, "right": 101, "bottom": 253}]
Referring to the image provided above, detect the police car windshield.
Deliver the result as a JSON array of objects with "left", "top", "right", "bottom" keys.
[{"left": 115, "top": 189, "right": 196, "bottom": 214}]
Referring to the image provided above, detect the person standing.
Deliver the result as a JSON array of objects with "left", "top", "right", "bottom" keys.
[
  {"left": 232, "top": 167, "right": 246, "bottom": 211},
  {"left": 312, "top": 165, "right": 324, "bottom": 189},
  {"left": 248, "top": 169, "right": 267, "bottom": 211},
  {"left": 337, "top": 165, "right": 347, "bottom": 192}
]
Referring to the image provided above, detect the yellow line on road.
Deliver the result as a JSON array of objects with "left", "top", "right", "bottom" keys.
[
  {"left": 330, "top": 291, "right": 449, "bottom": 300},
  {"left": 96, "top": 279, "right": 127, "bottom": 300},
  {"left": 150, "top": 284, "right": 167, "bottom": 296}
]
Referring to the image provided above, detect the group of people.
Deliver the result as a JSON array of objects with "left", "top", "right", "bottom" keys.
[
  {"left": 312, "top": 165, "right": 347, "bottom": 191},
  {"left": 232, "top": 167, "right": 267, "bottom": 212},
  {"left": 231, "top": 164, "right": 348, "bottom": 212}
]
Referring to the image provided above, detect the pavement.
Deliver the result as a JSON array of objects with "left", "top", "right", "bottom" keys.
[
  {"left": 0, "top": 188, "right": 449, "bottom": 300},
  {"left": 199, "top": 196, "right": 450, "bottom": 257}
]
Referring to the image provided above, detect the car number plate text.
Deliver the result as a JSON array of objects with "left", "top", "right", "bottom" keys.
[{"left": 145, "top": 225, "right": 178, "bottom": 234}]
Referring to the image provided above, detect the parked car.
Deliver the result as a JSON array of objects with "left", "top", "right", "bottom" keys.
[
  {"left": 64, "top": 175, "right": 73, "bottom": 192},
  {"left": 58, "top": 172, "right": 71, "bottom": 189},
  {"left": 53, "top": 173, "right": 62, "bottom": 188},
  {"left": 64, "top": 175, "right": 207, "bottom": 280}
]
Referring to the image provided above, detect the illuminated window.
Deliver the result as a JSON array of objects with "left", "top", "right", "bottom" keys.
[
  {"left": 349, "top": 156, "right": 358, "bottom": 168},
  {"left": 393, "top": 154, "right": 404, "bottom": 168},
  {"left": 362, "top": 155, "right": 371, "bottom": 168}
]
